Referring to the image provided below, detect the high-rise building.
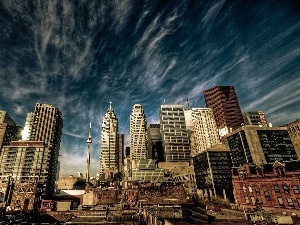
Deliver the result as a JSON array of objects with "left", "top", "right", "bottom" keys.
[
  {"left": 99, "top": 103, "right": 119, "bottom": 175},
  {"left": 0, "top": 110, "right": 19, "bottom": 148},
  {"left": 283, "top": 119, "right": 300, "bottom": 158},
  {"left": 130, "top": 104, "right": 148, "bottom": 160},
  {"left": 159, "top": 105, "right": 191, "bottom": 162},
  {"left": 243, "top": 111, "right": 268, "bottom": 127},
  {"left": 224, "top": 125, "right": 298, "bottom": 167},
  {"left": 147, "top": 124, "right": 163, "bottom": 163},
  {"left": 203, "top": 86, "right": 244, "bottom": 137},
  {"left": 27, "top": 103, "right": 63, "bottom": 197},
  {"left": 190, "top": 108, "right": 220, "bottom": 157},
  {"left": 0, "top": 104, "right": 62, "bottom": 199},
  {"left": 118, "top": 134, "right": 124, "bottom": 173}
]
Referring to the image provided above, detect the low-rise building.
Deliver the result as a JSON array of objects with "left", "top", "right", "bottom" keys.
[{"left": 232, "top": 160, "right": 300, "bottom": 215}]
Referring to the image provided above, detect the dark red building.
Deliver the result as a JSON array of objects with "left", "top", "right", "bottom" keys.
[
  {"left": 203, "top": 86, "right": 244, "bottom": 137},
  {"left": 232, "top": 161, "right": 300, "bottom": 215}
]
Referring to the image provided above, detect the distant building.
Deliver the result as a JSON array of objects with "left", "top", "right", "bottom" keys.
[
  {"left": 118, "top": 134, "right": 124, "bottom": 173},
  {"left": 223, "top": 125, "right": 298, "bottom": 167},
  {"left": 190, "top": 108, "right": 220, "bottom": 156},
  {"left": 159, "top": 105, "right": 191, "bottom": 162},
  {"left": 243, "top": 111, "right": 268, "bottom": 127},
  {"left": 0, "top": 110, "right": 19, "bottom": 148},
  {"left": 193, "top": 144, "right": 233, "bottom": 200},
  {"left": 57, "top": 175, "right": 85, "bottom": 190},
  {"left": 130, "top": 104, "right": 148, "bottom": 160},
  {"left": 232, "top": 161, "right": 300, "bottom": 214},
  {"left": 203, "top": 86, "right": 244, "bottom": 137},
  {"left": 99, "top": 102, "right": 119, "bottom": 175},
  {"left": 283, "top": 119, "right": 300, "bottom": 159},
  {"left": 147, "top": 124, "right": 163, "bottom": 163}
]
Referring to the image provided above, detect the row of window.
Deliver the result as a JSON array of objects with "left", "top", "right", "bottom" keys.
[{"left": 243, "top": 185, "right": 299, "bottom": 194}]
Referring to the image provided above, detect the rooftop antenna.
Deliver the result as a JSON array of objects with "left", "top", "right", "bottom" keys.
[
  {"left": 187, "top": 98, "right": 190, "bottom": 109},
  {"left": 85, "top": 122, "right": 92, "bottom": 184}
]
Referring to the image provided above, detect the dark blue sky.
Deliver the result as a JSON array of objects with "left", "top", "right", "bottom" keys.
[{"left": 0, "top": 0, "right": 299, "bottom": 176}]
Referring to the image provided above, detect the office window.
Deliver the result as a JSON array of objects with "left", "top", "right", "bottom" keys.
[{"left": 274, "top": 185, "right": 280, "bottom": 193}]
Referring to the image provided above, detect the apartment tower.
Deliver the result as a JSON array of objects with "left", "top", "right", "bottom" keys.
[
  {"left": 30, "top": 103, "right": 63, "bottom": 196},
  {"left": 203, "top": 86, "right": 244, "bottom": 137},
  {"left": 130, "top": 104, "right": 148, "bottom": 160},
  {"left": 99, "top": 102, "right": 119, "bottom": 175},
  {"left": 159, "top": 105, "right": 191, "bottom": 162}
]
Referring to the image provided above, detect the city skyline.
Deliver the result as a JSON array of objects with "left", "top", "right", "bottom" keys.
[{"left": 0, "top": 1, "right": 299, "bottom": 176}]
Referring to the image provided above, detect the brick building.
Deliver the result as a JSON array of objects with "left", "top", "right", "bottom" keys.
[{"left": 232, "top": 160, "right": 300, "bottom": 215}]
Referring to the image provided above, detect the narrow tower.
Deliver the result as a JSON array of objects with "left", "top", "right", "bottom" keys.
[{"left": 86, "top": 123, "right": 92, "bottom": 184}]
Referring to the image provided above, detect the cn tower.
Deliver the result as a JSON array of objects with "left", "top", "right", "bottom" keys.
[{"left": 85, "top": 123, "right": 92, "bottom": 184}]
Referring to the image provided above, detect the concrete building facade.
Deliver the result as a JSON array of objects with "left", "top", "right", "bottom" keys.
[
  {"left": 203, "top": 86, "right": 244, "bottom": 137},
  {"left": 99, "top": 103, "right": 119, "bottom": 175},
  {"left": 243, "top": 111, "right": 268, "bottom": 127},
  {"left": 159, "top": 105, "right": 191, "bottom": 162},
  {"left": 130, "top": 104, "right": 148, "bottom": 160},
  {"left": 224, "top": 125, "right": 298, "bottom": 167}
]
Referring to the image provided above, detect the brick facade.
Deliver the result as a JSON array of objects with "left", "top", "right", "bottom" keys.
[{"left": 232, "top": 161, "right": 300, "bottom": 215}]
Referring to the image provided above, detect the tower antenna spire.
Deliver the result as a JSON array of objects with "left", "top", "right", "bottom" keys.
[{"left": 85, "top": 122, "right": 92, "bottom": 184}]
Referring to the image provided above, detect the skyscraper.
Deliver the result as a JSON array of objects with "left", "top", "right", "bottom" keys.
[
  {"left": 203, "top": 86, "right": 244, "bottom": 137},
  {"left": 99, "top": 102, "right": 119, "bottom": 175},
  {"left": 0, "top": 110, "right": 19, "bottom": 148},
  {"left": 130, "top": 104, "right": 148, "bottom": 160},
  {"left": 159, "top": 105, "right": 191, "bottom": 162},
  {"left": 190, "top": 108, "right": 220, "bottom": 156}
]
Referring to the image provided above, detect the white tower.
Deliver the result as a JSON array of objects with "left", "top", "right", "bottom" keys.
[
  {"left": 86, "top": 123, "right": 92, "bottom": 184},
  {"left": 130, "top": 104, "right": 148, "bottom": 160}
]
